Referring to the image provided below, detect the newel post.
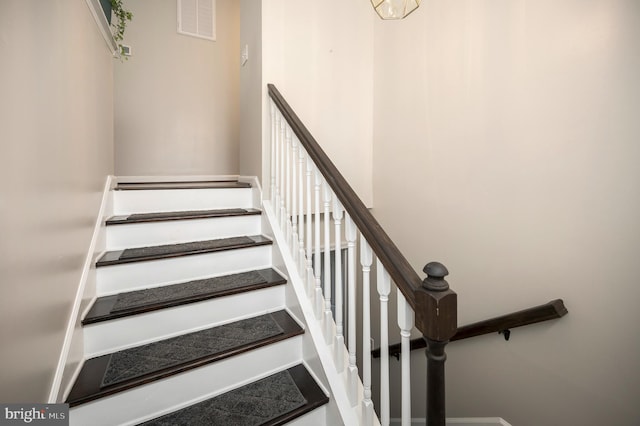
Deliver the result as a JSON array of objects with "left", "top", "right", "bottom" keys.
[{"left": 414, "top": 262, "right": 457, "bottom": 426}]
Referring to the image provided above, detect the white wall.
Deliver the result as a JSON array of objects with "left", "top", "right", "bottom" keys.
[
  {"left": 372, "top": 1, "right": 640, "bottom": 425},
  {"left": 262, "top": 0, "right": 375, "bottom": 205},
  {"left": 114, "top": 0, "right": 240, "bottom": 176},
  {"left": 0, "top": 0, "right": 114, "bottom": 402}
]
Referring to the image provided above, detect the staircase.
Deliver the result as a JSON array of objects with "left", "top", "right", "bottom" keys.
[{"left": 65, "top": 179, "right": 335, "bottom": 425}]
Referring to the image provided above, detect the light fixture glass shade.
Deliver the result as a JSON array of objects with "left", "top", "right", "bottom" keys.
[{"left": 371, "top": 0, "right": 420, "bottom": 20}]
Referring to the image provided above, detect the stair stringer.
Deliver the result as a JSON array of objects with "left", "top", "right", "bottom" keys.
[
  {"left": 261, "top": 198, "right": 380, "bottom": 426},
  {"left": 49, "top": 175, "right": 116, "bottom": 403}
]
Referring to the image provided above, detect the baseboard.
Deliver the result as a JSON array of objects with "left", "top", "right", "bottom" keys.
[
  {"left": 48, "top": 175, "right": 114, "bottom": 402},
  {"left": 390, "top": 418, "right": 512, "bottom": 426},
  {"left": 447, "top": 418, "right": 512, "bottom": 426}
]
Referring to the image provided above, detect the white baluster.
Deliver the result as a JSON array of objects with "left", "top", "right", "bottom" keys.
[
  {"left": 273, "top": 108, "right": 280, "bottom": 215},
  {"left": 332, "top": 199, "right": 344, "bottom": 371},
  {"left": 361, "top": 236, "right": 374, "bottom": 425},
  {"left": 377, "top": 259, "right": 391, "bottom": 426},
  {"left": 345, "top": 215, "right": 359, "bottom": 405},
  {"left": 284, "top": 126, "right": 291, "bottom": 236},
  {"left": 314, "top": 170, "right": 323, "bottom": 319},
  {"left": 322, "top": 181, "right": 333, "bottom": 343},
  {"left": 305, "top": 156, "right": 314, "bottom": 295},
  {"left": 291, "top": 137, "right": 298, "bottom": 260},
  {"left": 270, "top": 101, "right": 276, "bottom": 203},
  {"left": 280, "top": 119, "right": 286, "bottom": 229},
  {"left": 298, "top": 147, "right": 305, "bottom": 273},
  {"left": 397, "top": 290, "right": 415, "bottom": 426}
]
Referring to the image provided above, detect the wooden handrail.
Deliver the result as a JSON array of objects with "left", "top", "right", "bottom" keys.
[
  {"left": 270, "top": 84, "right": 458, "bottom": 425},
  {"left": 372, "top": 299, "right": 568, "bottom": 358},
  {"left": 268, "top": 84, "right": 423, "bottom": 312}
]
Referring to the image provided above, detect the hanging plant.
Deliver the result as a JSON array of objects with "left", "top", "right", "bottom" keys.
[{"left": 110, "top": 0, "right": 133, "bottom": 58}]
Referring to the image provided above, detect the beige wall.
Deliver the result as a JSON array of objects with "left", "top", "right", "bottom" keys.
[
  {"left": 262, "top": 0, "right": 374, "bottom": 205},
  {"left": 372, "top": 1, "right": 640, "bottom": 425},
  {"left": 114, "top": 0, "right": 240, "bottom": 176},
  {"left": 239, "top": 0, "right": 263, "bottom": 180},
  {"left": 0, "top": 0, "right": 114, "bottom": 402}
]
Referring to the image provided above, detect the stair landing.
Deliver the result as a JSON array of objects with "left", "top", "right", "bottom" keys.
[{"left": 116, "top": 181, "right": 251, "bottom": 190}]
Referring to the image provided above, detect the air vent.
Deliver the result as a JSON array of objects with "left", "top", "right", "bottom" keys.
[{"left": 177, "top": 0, "right": 216, "bottom": 41}]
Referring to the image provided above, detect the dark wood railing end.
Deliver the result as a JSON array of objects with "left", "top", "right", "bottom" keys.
[{"left": 373, "top": 299, "right": 568, "bottom": 359}]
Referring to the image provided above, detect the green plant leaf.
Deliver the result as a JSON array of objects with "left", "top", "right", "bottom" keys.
[{"left": 110, "top": 0, "right": 133, "bottom": 60}]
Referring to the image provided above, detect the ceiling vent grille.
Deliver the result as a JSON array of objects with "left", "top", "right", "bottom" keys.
[{"left": 177, "top": 0, "right": 216, "bottom": 41}]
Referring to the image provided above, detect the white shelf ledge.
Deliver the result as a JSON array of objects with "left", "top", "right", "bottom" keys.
[{"left": 85, "top": 0, "right": 119, "bottom": 56}]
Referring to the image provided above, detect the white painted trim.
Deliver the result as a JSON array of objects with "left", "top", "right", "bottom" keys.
[
  {"left": 238, "top": 175, "right": 262, "bottom": 192},
  {"left": 48, "top": 176, "right": 113, "bottom": 403},
  {"left": 84, "top": 0, "right": 118, "bottom": 56},
  {"left": 238, "top": 175, "right": 262, "bottom": 209}
]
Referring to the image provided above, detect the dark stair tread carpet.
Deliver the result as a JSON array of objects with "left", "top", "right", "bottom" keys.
[
  {"left": 83, "top": 269, "right": 287, "bottom": 325},
  {"left": 101, "top": 313, "right": 283, "bottom": 387},
  {"left": 106, "top": 208, "right": 261, "bottom": 225},
  {"left": 96, "top": 235, "right": 272, "bottom": 267},
  {"left": 116, "top": 181, "right": 251, "bottom": 190},
  {"left": 138, "top": 364, "right": 328, "bottom": 426},
  {"left": 66, "top": 310, "right": 304, "bottom": 407}
]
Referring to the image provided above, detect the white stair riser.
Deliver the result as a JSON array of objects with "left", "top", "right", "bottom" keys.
[
  {"left": 96, "top": 245, "right": 272, "bottom": 296},
  {"left": 84, "top": 286, "right": 286, "bottom": 357},
  {"left": 106, "top": 215, "right": 261, "bottom": 249},
  {"left": 287, "top": 405, "right": 327, "bottom": 425},
  {"left": 113, "top": 188, "right": 253, "bottom": 214},
  {"left": 70, "top": 337, "right": 303, "bottom": 426}
]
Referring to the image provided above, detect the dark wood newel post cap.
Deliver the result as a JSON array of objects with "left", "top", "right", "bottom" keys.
[
  {"left": 415, "top": 261, "right": 457, "bottom": 341},
  {"left": 423, "top": 261, "right": 449, "bottom": 292}
]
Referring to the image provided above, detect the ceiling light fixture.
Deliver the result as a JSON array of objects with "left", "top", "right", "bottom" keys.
[{"left": 371, "top": 0, "right": 420, "bottom": 19}]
